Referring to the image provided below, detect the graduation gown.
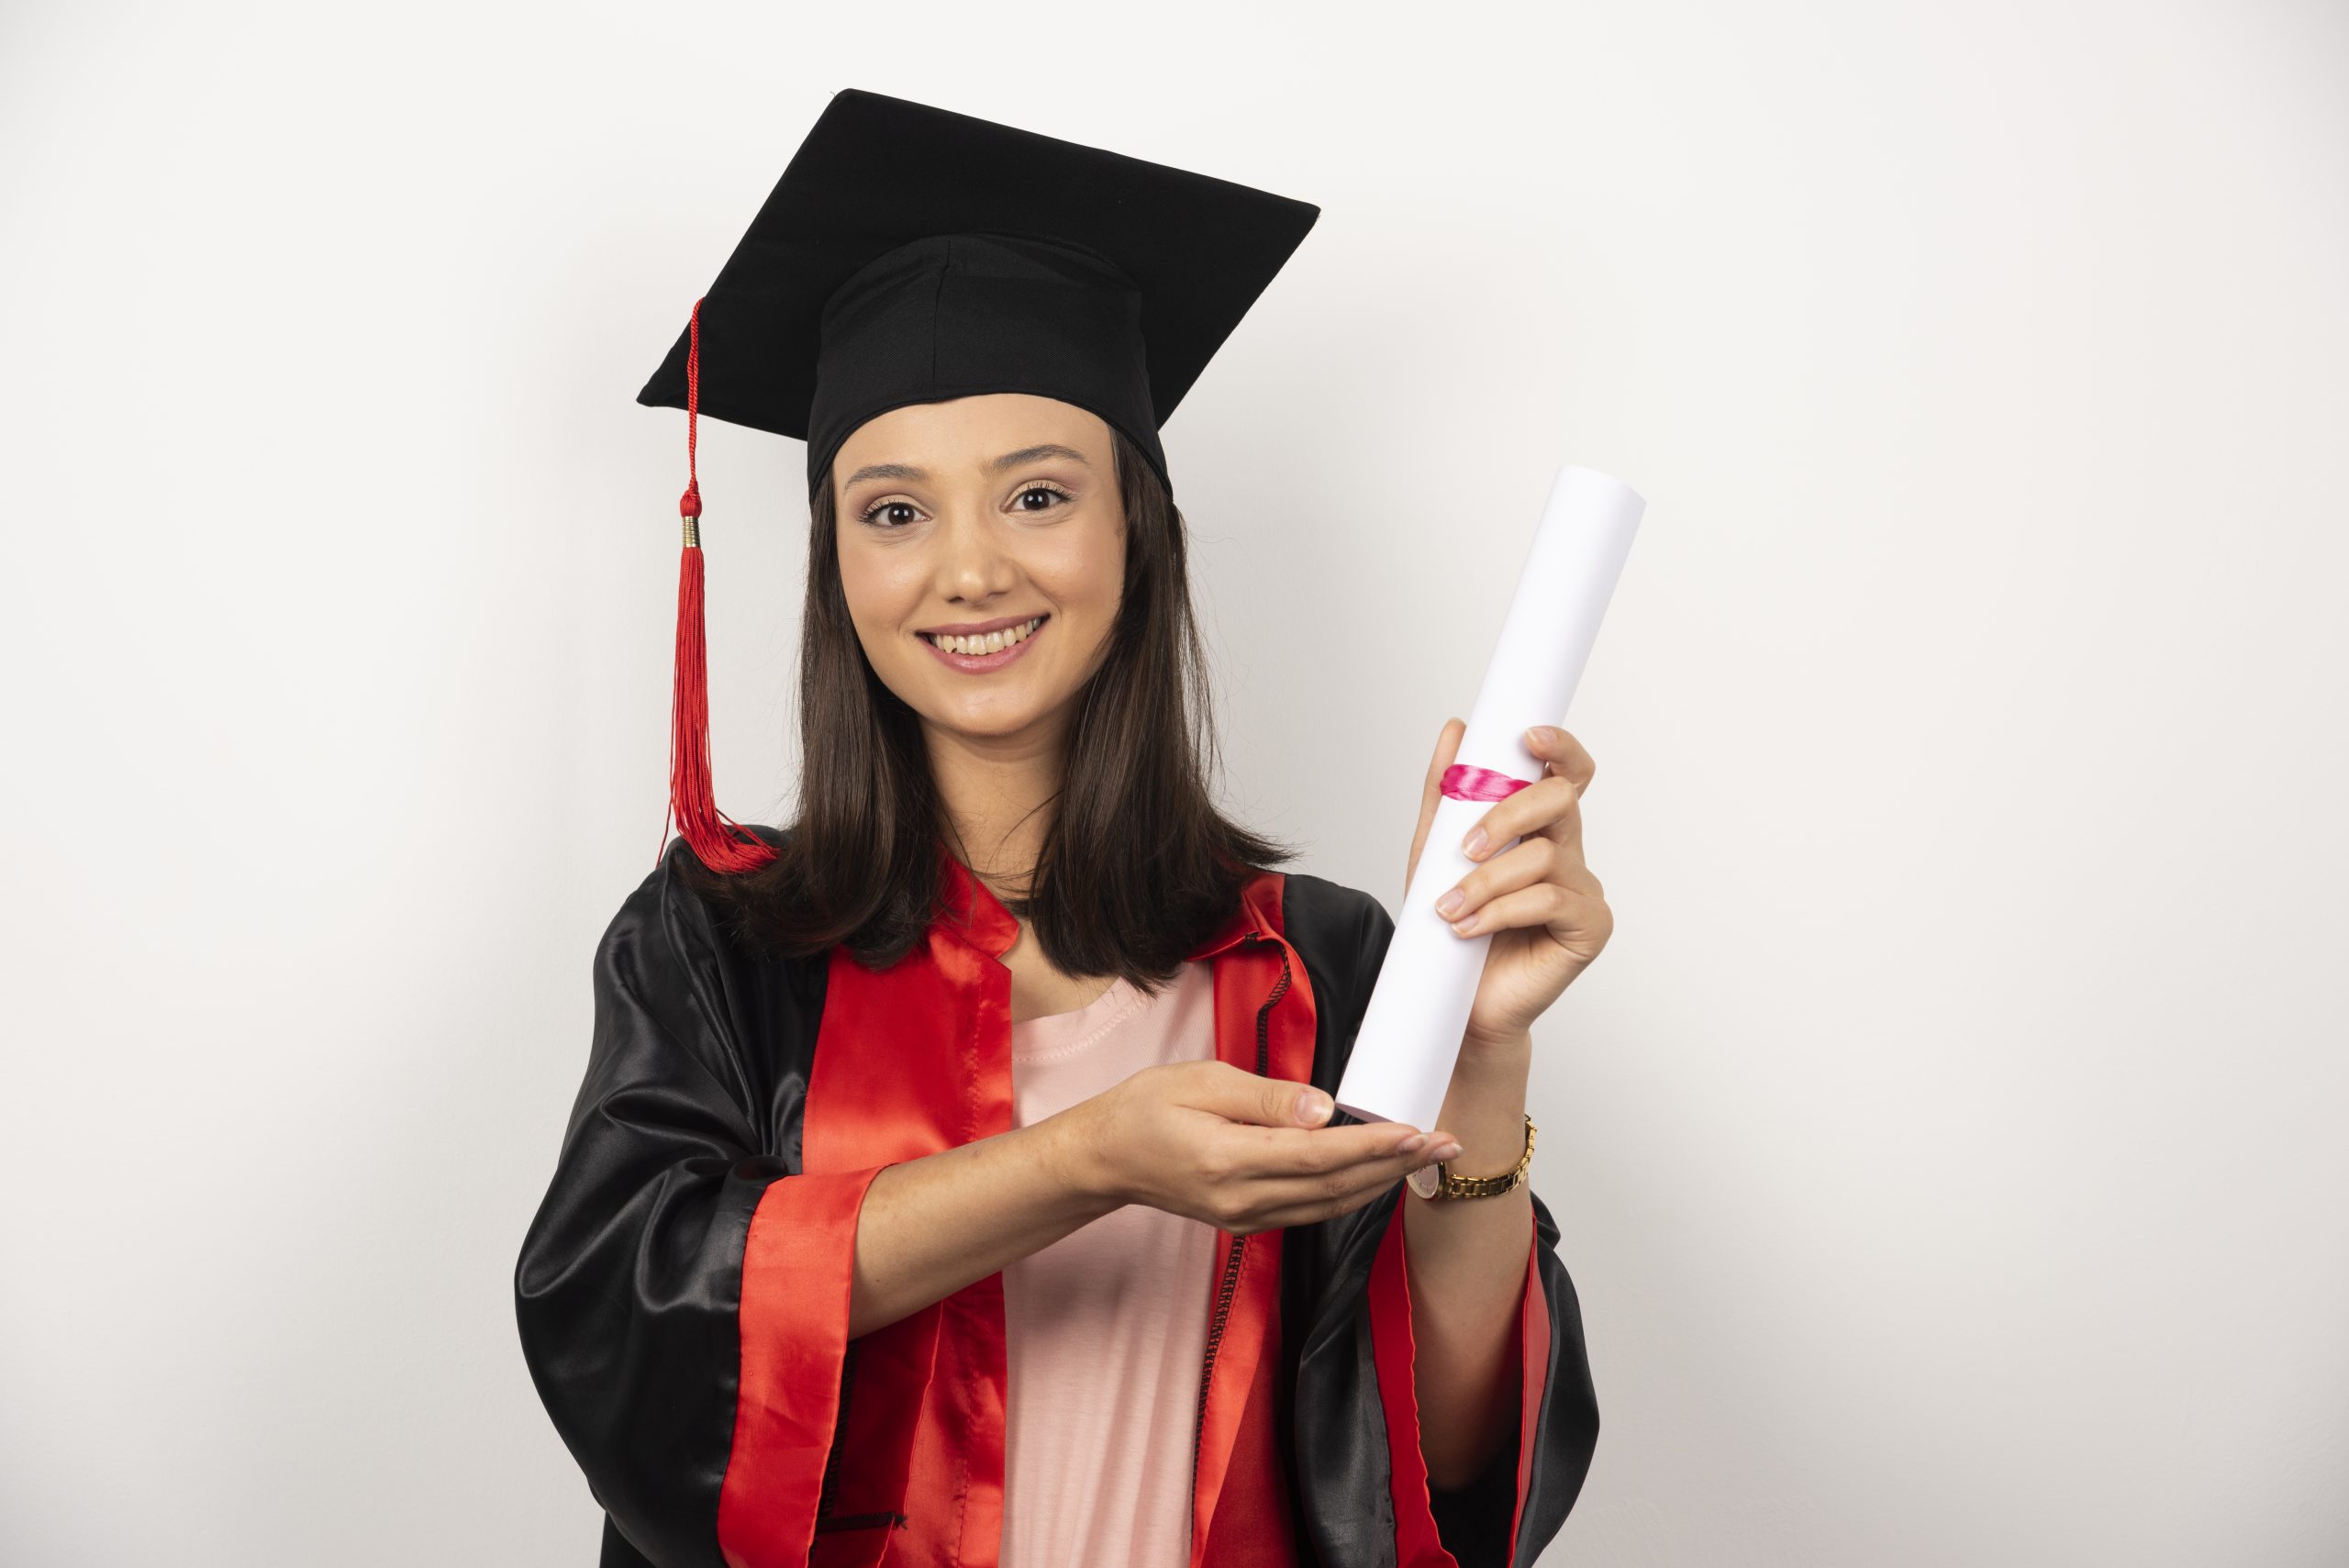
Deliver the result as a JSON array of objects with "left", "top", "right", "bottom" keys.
[{"left": 514, "top": 826, "right": 1599, "bottom": 1568}]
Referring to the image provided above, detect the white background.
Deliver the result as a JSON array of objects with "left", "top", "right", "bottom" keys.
[{"left": 3, "top": 2, "right": 2344, "bottom": 1563}]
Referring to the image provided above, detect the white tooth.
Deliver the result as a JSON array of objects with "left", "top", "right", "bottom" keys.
[{"left": 929, "top": 620, "right": 1041, "bottom": 654}]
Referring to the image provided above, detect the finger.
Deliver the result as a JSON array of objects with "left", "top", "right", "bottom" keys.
[
  {"left": 1234, "top": 1131, "right": 1460, "bottom": 1223},
  {"left": 1461, "top": 773, "right": 1582, "bottom": 865},
  {"left": 1407, "top": 717, "right": 1465, "bottom": 893},
  {"left": 1434, "top": 834, "right": 1568, "bottom": 929},
  {"left": 1527, "top": 725, "right": 1596, "bottom": 795},
  {"left": 1177, "top": 1060, "right": 1336, "bottom": 1129},
  {"left": 1258, "top": 1125, "right": 1453, "bottom": 1190},
  {"left": 1243, "top": 1131, "right": 1464, "bottom": 1228},
  {"left": 1443, "top": 878, "right": 1608, "bottom": 942},
  {"left": 1210, "top": 1118, "right": 1431, "bottom": 1180}
]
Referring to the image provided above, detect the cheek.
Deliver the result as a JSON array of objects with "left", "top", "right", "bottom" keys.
[
  {"left": 835, "top": 544, "right": 910, "bottom": 636},
  {"left": 1027, "top": 526, "right": 1125, "bottom": 615}
]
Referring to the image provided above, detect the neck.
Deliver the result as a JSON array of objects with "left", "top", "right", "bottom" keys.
[{"left": 922, "top": 712, "right": 1070, "bottom": 900}]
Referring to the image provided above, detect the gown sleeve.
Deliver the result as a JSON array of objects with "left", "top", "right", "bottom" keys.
[
  {"left": 512, "top": 845, "right": 887, "bottom": 1568},
  {"left": 1298, "top": 884, "right": 1601, "bottom": 1568}
]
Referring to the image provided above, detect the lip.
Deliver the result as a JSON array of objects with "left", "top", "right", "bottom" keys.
[
  {"left": 915, "top": 611, "right": 1049, "bottom": 637},
  {"left": 917, "top": 615, "right": 1047, "bottom": 674}
]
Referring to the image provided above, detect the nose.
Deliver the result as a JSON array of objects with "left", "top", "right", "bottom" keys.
[{"left": 932, "top": 502, "right": 1019, "bottom": 606}]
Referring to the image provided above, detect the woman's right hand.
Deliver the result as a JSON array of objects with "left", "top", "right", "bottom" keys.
[{"left": 1056, "top": 1061, "right": 1463, "bottom": 1235}]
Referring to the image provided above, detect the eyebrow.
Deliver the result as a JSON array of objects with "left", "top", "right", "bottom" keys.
[{"left": 841, "top": 443, "right": 1094, "bottom": 489}]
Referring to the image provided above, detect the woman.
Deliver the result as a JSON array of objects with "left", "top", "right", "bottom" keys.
[{"left": 516, "top": 90, "right": 1604, "bottom": 1568}]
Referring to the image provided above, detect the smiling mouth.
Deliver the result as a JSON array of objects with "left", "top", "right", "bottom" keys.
[{"left": 917, "top": 615, "right": 1047, "bottom": 656}]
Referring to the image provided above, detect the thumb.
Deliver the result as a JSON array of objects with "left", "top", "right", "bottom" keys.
[
  {"left": 1194, "top": 1062, "right": 1334, "bottom": 1128},
  {"left": 1408, "top": 717, "right": 1465, "bottom": 893}
]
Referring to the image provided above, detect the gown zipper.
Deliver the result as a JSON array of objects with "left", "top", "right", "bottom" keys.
[{"left": 1189, "top": 933, "right": 1294, "bottom": 1537}]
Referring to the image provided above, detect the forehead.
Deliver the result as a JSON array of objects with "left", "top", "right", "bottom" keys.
[{"left": 834, "top": 393, "right": 1112, "bottom": 477}]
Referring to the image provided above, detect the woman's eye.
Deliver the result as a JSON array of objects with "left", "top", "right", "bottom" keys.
[
  {"left": 1015, "top": 485, "right": 1070, "bottom": 512},
  {"left": 861, "top": 500, "right": 919, "bottom": 528}
]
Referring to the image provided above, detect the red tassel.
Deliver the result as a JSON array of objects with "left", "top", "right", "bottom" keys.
[{"left": 663, "top": 295, "right": 777, "bottom": 874}]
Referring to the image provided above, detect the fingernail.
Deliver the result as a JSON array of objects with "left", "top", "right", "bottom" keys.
[
  {"left": 1396, "top": 1131, "right": 1429, "bottom": 1154},
  {"left": 1434, "top": 888, "right": 1464, "bottom": 917},
  {"left": 1297, "top": 1091, "right": 1333, "bottom": 1125},
  {"left": 1527, "top": 726, "right": 1561, "bottom": 746},
  {"left": 1462, "top": 827, "right": 1488, "bottom": 858},
  {"left": 1433, "top": 1141, "right": 1464, "bottom": 1162}
]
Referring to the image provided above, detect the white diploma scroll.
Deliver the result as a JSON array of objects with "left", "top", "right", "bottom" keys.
[{"left": 1332, "top": 465, "right": 1646, "bottom": 1130}]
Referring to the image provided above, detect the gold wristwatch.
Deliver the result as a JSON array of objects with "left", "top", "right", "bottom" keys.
[{"left": 1407, "top": 1113, "right": 1536, "bottom": 1200}]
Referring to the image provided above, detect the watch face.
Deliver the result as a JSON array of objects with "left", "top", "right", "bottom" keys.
[{"left": 1406, "top": 1163, "right": 1442, "bottom": 1199}]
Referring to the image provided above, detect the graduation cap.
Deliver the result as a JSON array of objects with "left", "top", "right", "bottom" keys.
[{"left": 640, "top": 88, "right": 1319, "bottom": 873}]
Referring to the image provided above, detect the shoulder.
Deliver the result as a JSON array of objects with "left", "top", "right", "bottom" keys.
[
  {"left": 591, "top": 825, "right": 824, "bottom": 1105},
  {"left": 601, "top": 822, "right": 802, "bottom": 973},
  {"left": 1279, "top": 871, "right": 1393, "bottom": 947},
  {"left": 1277, "top": 871, "right": 1397, "bottom": 1014},
  {"left": 614, "top": 823, "right": 783, "bottom": 916}
]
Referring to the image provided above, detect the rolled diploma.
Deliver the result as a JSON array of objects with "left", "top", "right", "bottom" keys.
[{"left": 1332, "top": 464, "right": 1646, "bottom": 1130}]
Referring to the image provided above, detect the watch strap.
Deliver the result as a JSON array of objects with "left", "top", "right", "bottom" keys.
[{"left": 1419, "top": 1113, "right": 1536, "bottom": 1199}]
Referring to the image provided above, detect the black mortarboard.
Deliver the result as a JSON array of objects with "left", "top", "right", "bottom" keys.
[
  {"left": 641, "top": 89, "right": 1319, "bottom": 873},
  {"left": 639, "top": 87, "right": 1320, "bottom": 502}
]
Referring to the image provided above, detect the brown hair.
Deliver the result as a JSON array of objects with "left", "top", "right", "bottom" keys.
[{"left": 674, "top": 425, "right": 1296, "bottom": 994}]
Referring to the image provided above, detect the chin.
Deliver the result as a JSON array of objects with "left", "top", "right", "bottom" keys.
[
  {"left": 931, "top": 706, "right": 1051, "bottom": 741},
  {"left": 911, "top": 684, "right": 1071, "bottom": 739}
]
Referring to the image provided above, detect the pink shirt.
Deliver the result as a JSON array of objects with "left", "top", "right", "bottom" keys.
[{"left": 1000, "top": 959, "right": 1220, "bottom": 1568}]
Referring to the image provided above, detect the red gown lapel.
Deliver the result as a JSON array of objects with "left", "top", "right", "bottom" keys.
[
  {"left": 796, "top": 843, "right": 1021, "bottom": 1567},
  {"left": 1185, "top": 874, "right": 1315, "bottom": 1568}
]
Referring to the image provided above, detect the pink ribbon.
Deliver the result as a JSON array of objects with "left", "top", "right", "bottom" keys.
[{"left": 1439, "top": 762, "right": 1535, "bottom": 803}]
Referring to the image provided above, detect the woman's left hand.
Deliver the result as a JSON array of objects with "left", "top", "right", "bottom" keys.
[{"left": 1405, "top": 717, "right": 1612, "bottom": 1052}]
